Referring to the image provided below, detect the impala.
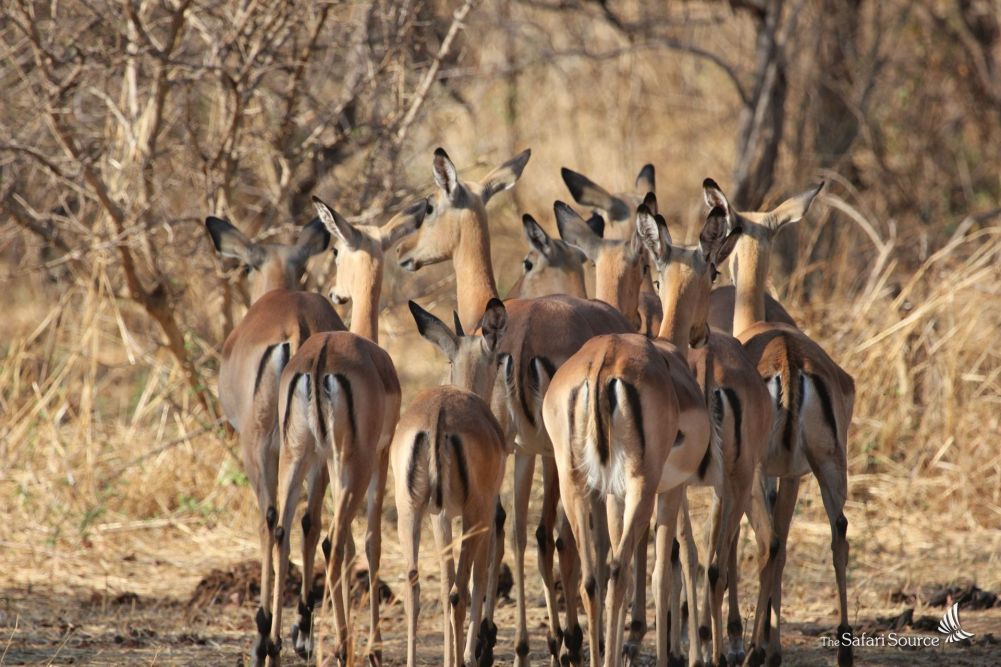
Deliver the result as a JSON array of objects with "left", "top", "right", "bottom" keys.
[
  {"left": 268, "top": 195, "right": 426, "bottom": 666},
  {"left": 704, "top": 178, "right": 855, "bottom": 667},
  {"left": 395, "top": 300, "right": 509, "bottom": 667},
  {"left": 399, "top": 148, "right": 633, "bottom": 666},
  {"left": 205, "top": 214, "right": 341, "bottom": 665},
  {"left": 635, "top": 203, "right": 775, "bottom": 666}
]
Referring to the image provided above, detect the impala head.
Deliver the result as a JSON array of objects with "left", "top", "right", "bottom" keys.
[
  {"left": 408, "top": 299, "right": 509, "bottom": 400},
  {"left": 560, "top": 163, "right": 655, "bottom": 236},
  {"left": 555, "top": 200, "right": 646, "bottom": 330},
  {"left": 702, "top": 178, "right": 824, "bottom": 286},
  {"left": 312, "top": 195, "right": 427, "bottom": 306},
  {"left": 637, "top": 198, "right": 741, "bottom": 347},
  {"left": 205, "top": 215, "right": 330, "bottom": 303},
  {"left": 516, "top": 213, "right": 588, "bottom": 298},
  {"left": 397, "top": 147, "right": 531, "bottom": 271}
]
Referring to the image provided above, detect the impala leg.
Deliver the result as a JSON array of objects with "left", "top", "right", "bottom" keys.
[
  {"left": 456, "top": 515, "right": 489, "bottom": 667},
  {"left": 432, "top": 513, "right": 457, "bottom": 667},
  {"left": 539, "top": 457, "right": 564, "bottom": 665},
  {"left": 592, "top": 492, "right": 610, "bottom": 641},
  {"left": 745, "top": 469, "right": 774, "bottom": 666},
  {"left": 269, "top": 446, "right": 312, "bottom": 667},
  {"left": 365, "top": 448, "right": 390, "bottom": 666},
  {"left": 606, "top": 485, "right": 656, "bottom": 667},
  {"left": 628, "top": 522, "right": 649, "bottom": 653},
  {"left": 466, "top": 512, "right": 493, "bottom": 667},
  {"left": 479, "top": 499, "right": 506, "bottom": 666},
  {"left": 395, "top": 491, "right": 423, "bottom": 667},
  {"left": 669, "top": 535, "right": 683, "bottom": 664},
  {"left": 653, "top": 488, "right": 683, "bottom": 667},
  {"left": 293, "top": 465, "right": 328, "bottom": 659},
  {"left": 604, "top": 495, "right": 625, "bottom": 665},
  {"left": 809, "top": 455, "right": 851, "bottom": 667},
  {"left": 677, "top": 496, "right": 701, "bottom": 667},
  {"left": 710, "top": 472, "right": 750, "bottom": 667},
  {"left": 557, "top": 513, "right": 584, "bottom": 666},
  {"left": 244, "top": 429, "right": 279, "bottom": 667},
  {"left": 511, "top": 452, "right": 535, "bottom": 665},
  {"left": 700, "top": 490, "right": 724, "bottom": 666},
  {"left": 557, "top": 470, "right": 600, "bottom": 667},
  {"left": 725, "top": 525, "right": 744, "bottom": 666},
  {"left": 754, "top": 476, "right": 799, "bottom": 667},
  {"left": 324, "top": 463, "right": 364, "bottom": 667}
]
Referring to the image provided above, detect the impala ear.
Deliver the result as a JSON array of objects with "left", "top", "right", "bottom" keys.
[
  {"left": 205, "top": 216, "right": 265, "bottom": 268},
  {"left": 313, "top": 196, "right": 361, "bottom": 251},
  {"left": 698, "top": 207, "right": 728, "bottom": 262},
  {"left": 560, "top": 167, "right": 630, "bottom": 221},
  {"left": 769, "top": 181, "right": 825, "bottom": 231},
  {"left": 380, "top": 197, "right": 428, "bottom": 251},
  {"left": 481, "top": 148, "right": 531, "bottom": 205},
  {"left": 480, "top": 298, "right": 508, "bottom": 352},
  {"left": 293, "top": 216, "right": 333, "bottom": 263},
  {"left": 642, "top": 191, "right": 658, "bottom": 216},
  {"left": 635, "top": 164, "right": 655, "bottom": 195},
  {"left": 584, "top": 211, "right": 605, "bottom": 238},
  {"left": 702, "top": 178, "right": 731, "bottom": 214},
  {"left": 409, "top": 300, "right": 458, "bottom": 360},
  {"left": 636, "top": 205, "right": 671, "bottom": 263},
  {"left": 522, "top": 214, "right": 552, "bottom": 257},
  {"left": 555, "top": 201, "right": 603, "bottom": 261},
  {"left": 433, "top": 147, "right": 460, "bottom": 199}
]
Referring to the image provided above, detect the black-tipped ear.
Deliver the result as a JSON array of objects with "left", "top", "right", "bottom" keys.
[
  {"left": 480, "top": 298, "right": 508, "bottom": 352},
  {"left": 481, "top": 148, "right": 532, "bottom": 205},
  {"left": 453, "top": 311, "right": 465, "bottom": 337},
  {"left": 433, "top": 147, "right": 459, "bottom": 198},
  {"left": 585, "top": 211, "right": 605, "bottom": 239},
  {"left": 312, "top": 196, "right": 360, "bottom": 251},
  {"left": 408, "top": 300, "right": 459, "bottom": 359},
  {"left": 560, "top": 167, "right": 629, "bottom": 221},
  {"left": 205, "top": 216, "right": 260, "bottom": 266},
  {"left": 554, "top": 201, "right": 603, "bottom": 260},
  {"left": 522, "top": 214, "right": 552, "bottom": 256},
  {"left": 702, "top": 178, "right": 730, "bottom": 214},
  {"left": 635, "top": 164, "right": 655, "bottom": 195},
  {"left": 295, "top": 216, "right": 333, "bottom": 261},
  {"left": 698, "top": 207, "right": 729, "bottom": 262},
  {"left": 642, "top": 192, "right": 658, "bottom": 216}
]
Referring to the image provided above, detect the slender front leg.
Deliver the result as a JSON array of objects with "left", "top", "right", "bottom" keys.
[
  {"left": 511, "top": 453, "right": 535, "bottom": 665},
  {"left": 677, "top": 495, "right": 701, "bottom": 667},
  {"left": 365, "top": 448, "right": 390, "bottom": 666}
]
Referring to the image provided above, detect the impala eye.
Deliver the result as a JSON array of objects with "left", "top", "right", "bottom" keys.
[
  {"left": 426, "top": 203, "right": 434, "bottom": 215},
  {"left": 642, "top": 264, "right": 649, "bottom": 276},
  {"left": 523, "top": 258, "right": 533, "bottom": 272},
  {"left": 653, "top": 279, "right": 660, "bottom": 291}
]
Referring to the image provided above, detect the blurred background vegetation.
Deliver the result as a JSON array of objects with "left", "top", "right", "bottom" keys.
[{"left": 1, "top": 0, "right": 999, "bottom": 584}]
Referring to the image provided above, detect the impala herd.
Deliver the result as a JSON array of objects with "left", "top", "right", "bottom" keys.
[{"left": 205, "top": 147, "right": 854, "bottom": 667}]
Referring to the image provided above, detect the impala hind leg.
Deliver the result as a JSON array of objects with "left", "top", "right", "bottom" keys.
[
  {"left": 323, "top": 471, "right": 364, "bottom": 667},
  {"left": 244, "top": 429, "right": 279, "bottom": 666},
  {"left": 478, "top": 500, "right": 506, "bottom": 666},
  {"left": 557, "top": 515, "right": 584, "bottom": 666},
  {"left": 293, "top": 465, "right": 328, "bottom": 659},
  {"left": 511, "top": 453, "right": 535, "bottom": 665},
  {"left": 455, "top": 515, "right": 489, "bottom": 667},
  {"left": 753, "top": 476, "right": 799, "bottom": 667},
  {"left": 432, "top": 513, "right": 457, "bottom": 666},
  {"left": 465, "top": 512, "right": 493, "bottom": 667},
  {"left": 627, "top": 522, "right": 649, "bottom": 657},
  {"left": 557, "top": 471, "right": 600, "bottom": 666},
  {"left": 606, "top": 485, "right": 656, "bottom": 667},
  {"left": 364, "top": 449, "right": 390, "bottom": 666},
  {"left": 810, "top": 455, "right": 851, "bottom": 667},
  {"left": 653, "top": 489, "right": 684, "bottom": 667},
  {"left": 677, "top": 497, "right": 701, "bottom": 667}
]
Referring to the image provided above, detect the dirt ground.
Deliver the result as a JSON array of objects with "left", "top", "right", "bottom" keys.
[{"left": 3, "top": 475, "right": 1000, "bottom": 666}]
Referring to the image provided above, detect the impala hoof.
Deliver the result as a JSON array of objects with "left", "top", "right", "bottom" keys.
[{"left": 727, "top": 649, "right": 745, "bottom": 665}]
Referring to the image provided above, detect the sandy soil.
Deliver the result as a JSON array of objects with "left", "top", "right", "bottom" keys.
[{"left": 2, "top": 475, "right": 1000, "bottom": 666}]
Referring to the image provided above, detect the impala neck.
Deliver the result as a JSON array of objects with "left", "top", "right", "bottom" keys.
[
  {"left": 658, "top": 293, "right": 695, "bottom": 350},
  {"left": 350, "top": 273, "right": 382, "bottom": 344},
  {"left": 731, "top": 239, "right": 770, "bottom": 337},
  {"left": 454, "top": 221, "right": 499, "bottom": 333}
]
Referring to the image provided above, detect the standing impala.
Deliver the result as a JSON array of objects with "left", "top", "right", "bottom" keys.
[
  {"left": 703, "top": 178, "right": 855, "bottom": 667},
  {"left": 395, "top": 300, "right": 509, "bottom": 667},
  {"left": 634, "top": 203, "right": 775, "bottom": 667},
  {"left": 205, "top": 214, "right": 341, "bottom": 665},
  {"left": 400, "top": 148, "right": 634, "bottom": 666},
  {"left": 267, "top": 196, "right": 426, "bottom": 666}
]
